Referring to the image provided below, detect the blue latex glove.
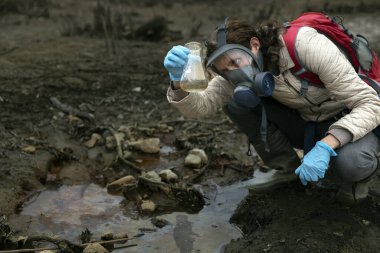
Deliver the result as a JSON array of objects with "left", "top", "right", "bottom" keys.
[
  {"left": 295, "top": 141, "right": 337, "bottom": 185},
  {"left": 164, "top": 45, "right": 190, "bottom": 81}
]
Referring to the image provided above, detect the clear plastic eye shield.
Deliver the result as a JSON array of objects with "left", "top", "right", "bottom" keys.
[
  {"left": 206, "top": 45, "right": 274, "bottom": 97},
  {"left": 205, "top": 22, "right": 274, "bottom": 97},
  {"left": 206, "top": 44, "right": 261, "bottom": 72}
]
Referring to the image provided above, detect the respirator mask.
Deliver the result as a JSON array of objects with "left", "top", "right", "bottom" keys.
[{"left": 206, "top": 22, "right": 275, "bottom": 109}]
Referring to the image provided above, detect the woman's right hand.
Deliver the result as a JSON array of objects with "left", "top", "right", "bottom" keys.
[{"left": 164, "top": 45, "right": 190, "bottom": 81}]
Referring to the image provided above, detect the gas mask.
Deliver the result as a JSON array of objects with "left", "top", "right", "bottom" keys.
[{"left": 206, "top": 22, "right": 275, "bottom": 108}]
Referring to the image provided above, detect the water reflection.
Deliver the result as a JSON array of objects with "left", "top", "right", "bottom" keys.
[{"left": 12, "top": 180, "right": 250, "bottom": 253}]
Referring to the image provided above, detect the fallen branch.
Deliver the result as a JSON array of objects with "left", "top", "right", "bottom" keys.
[
  {"left": 226, "top": 165, "right": 250, "bottom": 173},
  {"left": 146, "top": 106, "right": 158, "bottom": 119},
  {"left": 82, "top": 237, "right": 136, "bottom": 246},
  {"left": 187, "top": 159, "right": 210, "bottom": 184},
  {"left": 0, "top": 247, "right": 54, "bottom": 253},
  {"left": 113, "top": 243, "right": 138, "bottom": 250},
  {"left": 50, "top": 97, "right": 95, "bottom": 121},
  {"left": 105, "top": 126, "right": 143, "bottom": 172},
  {"left": 0, "top": 236, "right": 137, "bottom": 253},
  {"left": 0, "top": 47, "right": 18, "bottom": 56},
  {"left": 119, "top": 156, "right": 143, "bottom": 172},
  {"left": 161, "top": 119, "right": 228, "bottom": 125},
  {"left": 105, "top": 127, "right": 124, "bottom": 159}
]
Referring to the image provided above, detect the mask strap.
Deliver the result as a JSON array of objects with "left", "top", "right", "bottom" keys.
[
  {"left": 257, "top": 49, "right": 265, "bottom": 72},
  {"left": 260, "top": 105, "right": 270, "bottom": 152},
  {"left": 216, "top": 17, "right": 230, "bottom": 48},
  {"left": 216, "top": 24, "right": 226, "bottom": 47}
]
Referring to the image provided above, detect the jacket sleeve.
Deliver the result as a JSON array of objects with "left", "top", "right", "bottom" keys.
[
  {"left": 166, "top": 75, "right": 234, "bottom": 118},
  {"left": 296, "top": 27, "right": 380, "bottom": 142}
]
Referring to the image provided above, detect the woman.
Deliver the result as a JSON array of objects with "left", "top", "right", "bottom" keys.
[{"left": 163, "top": 17, "right": 380, "bottom": 203}]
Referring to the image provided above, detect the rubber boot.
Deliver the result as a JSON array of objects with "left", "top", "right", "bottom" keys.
[
  {"left": 247, "top": 126, "right": 301, "bottom": 192},
  {"left": 336, "top": 158, "right": 379, "bottom": 205},
  {"left": 336, "top": 180, "right": 370, "bottom": 205},
  {"left": 250, "top": 125, "right": 301, "bottom": 172}
]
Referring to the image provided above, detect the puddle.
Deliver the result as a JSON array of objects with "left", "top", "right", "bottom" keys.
[
  {"left": 160, "top": 145, "right": 176, "bottom": 155},
  {"left": 10, "top": 147, "right": 273, "bottom": 252},
  {"left": 11, "top": 182, "right": 247, "bottom": 253},
  {"left": 131, "top": 145, "right": 181, "bottom": 171}
]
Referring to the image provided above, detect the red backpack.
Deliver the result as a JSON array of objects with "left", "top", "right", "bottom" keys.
[{"left": 282, "top": 12, "right": 380, "bottom": 96}]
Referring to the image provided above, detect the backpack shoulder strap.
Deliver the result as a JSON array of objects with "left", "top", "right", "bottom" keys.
[
  {"left": 282, "top": 25, "right": 304, "bottom": 77},
  {"left": 282, "top": 24, "right": 324, "bottom": 95}
]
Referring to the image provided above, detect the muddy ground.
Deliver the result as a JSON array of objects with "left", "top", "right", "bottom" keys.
[{"left": 1, "top": 0, "right": 380, "bottom": 252}]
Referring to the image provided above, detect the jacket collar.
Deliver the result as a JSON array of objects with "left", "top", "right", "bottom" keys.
[{"left": 278, "top": 35, "right": 295, "bottom": 74}]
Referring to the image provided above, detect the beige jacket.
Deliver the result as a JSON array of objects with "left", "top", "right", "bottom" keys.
[{"left": 167, "top": 27, "right": 380, "bottom": 145}]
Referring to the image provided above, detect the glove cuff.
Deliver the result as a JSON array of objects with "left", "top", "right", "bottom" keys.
[
  {"left": 169, "top": 72, "right": 181, "bottom": 81},
  {"left": 316, "top": 141, "right": 337, "bottom": 157}
]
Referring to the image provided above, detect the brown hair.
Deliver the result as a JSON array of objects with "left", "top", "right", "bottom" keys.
[{"left": 205, "top": 18, "right": 283, "bottom": 73}]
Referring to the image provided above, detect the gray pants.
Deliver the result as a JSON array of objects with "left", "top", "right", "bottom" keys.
[{"left": 224, "top": 97, "right": 380, "bottom": 184}]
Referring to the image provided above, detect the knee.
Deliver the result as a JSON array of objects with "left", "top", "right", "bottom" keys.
[
  {"left": 331, "top": 149, "right": 378, "bottom": 183},
  {"left": 223, "top": 98, "right": 252, "bottom": 116}
]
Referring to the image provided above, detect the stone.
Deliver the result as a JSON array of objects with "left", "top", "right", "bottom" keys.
[
  {"left": 143, "top": 171, "right": 162, "bottom": 182},
  {"left": 151, "top": 217, "right": 169, "bottom": 228},
  {"left": 22, "top": 145, "right": 36, "bottom": 154},
  {"left": 101, "top": 231, "right": 114, "bottom": 240},
  {"left": 184, "top": 153, "right": 202, "bottom": 168},
  {"left": 84, "top": 133, "right": 103, "bottom": 148},
  {"left": 140, "top": 200, "right": 156, "bottom": 213},
  {"left": 128, "top": 138, "right": 160, "bottom": 153},
  {"left": 159, "top": 169, "right": 178, "bottom": 183},
  {"left": 189, "top": 148, "right": 208, "bottom": 164},
  {"left": 83, "top": 243, "right": 109, "bottom": 253},
  {"left": 107, "top": 175, "right": 137, "bottom": 195}
]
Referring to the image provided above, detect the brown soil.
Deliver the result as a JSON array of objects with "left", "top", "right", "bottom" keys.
[{"left": 1, "top": 0, "right": 380, "bottom": 252}]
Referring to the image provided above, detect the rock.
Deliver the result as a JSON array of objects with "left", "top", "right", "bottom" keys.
[
  {"left": 101, "top": 231, "right": 114, "bottom": 240},
  {"left": 128, "top": 138, "right": 160, "bottom": 153},
  {"left": 158, "top": 123, "right": 173, "bottom": 133},
  {"left": 68, "top": 115, "right": 83, "bottom": 124},
  {"left": 189, "top": 148, "right": 208, "bottom": 164},
  {"left": 185, "top": 154, "right": 202, "bottom": 168},
  {"left": 83, "top": 243, "right": 109, "bottom": 253},
  {"left": 84, "top": 133, "right": 103, "bottom": 148},
  {"left": 185, "top": 148, "right": 208, "bottom": 168},
  {"left": 159, "top": 169, "right": 178, "bottom": 183},
  {"left": 22, "top": 145, "right": 36, "bottom": 154},
  {"left": 142, "top": 171, "right": 161, "bottom": 182},
  {"left": 63, "top": 77, "right": 85, "bottom": 88},
  {"left": 140, "top": 200, "right": 156, "bottom": 213},
  {"left": 132, "top": 87, "right": 141, "bottom": 92},
  {"left": 107, "top": 175, "right": 137, "bottom": 195},
  {"left": 151, "top": 217, "right": 169, "bottom": 228}
]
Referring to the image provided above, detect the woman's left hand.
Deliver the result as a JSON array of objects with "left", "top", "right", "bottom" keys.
[{"left": 295, "top": 141, "right": 337, "bottom": 185}]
